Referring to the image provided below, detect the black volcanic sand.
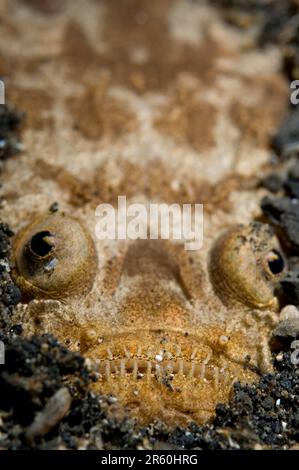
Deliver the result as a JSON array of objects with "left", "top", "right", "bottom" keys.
[{"left": 1, "top": 0, "right": 299, "bottom": 450}]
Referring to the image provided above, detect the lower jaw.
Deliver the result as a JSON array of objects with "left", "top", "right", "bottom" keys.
[
  {"left": 77, "top": 327, "right": 261, "bottom": 426},
  {"left": 89, "top": 356, "right": 258, "bottom": 427}
]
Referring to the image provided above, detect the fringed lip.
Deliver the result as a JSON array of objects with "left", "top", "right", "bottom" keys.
[{"left": 94, "top": 356, "right": 235, "bottom": 389}]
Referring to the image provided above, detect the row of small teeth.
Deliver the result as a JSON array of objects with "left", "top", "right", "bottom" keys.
[
  {"left": 104, "top": 345, "right": 210, "bottom": 362},
  {"left": 94, "top": 358, "right": 235, "bottom": 388}
]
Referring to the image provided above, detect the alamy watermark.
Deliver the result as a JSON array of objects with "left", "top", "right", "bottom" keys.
[
  {"left": 95, "top": 196, "right": 203, "bottom": 250},
  {"left": 290, "top": 80, "right": 299, "bottom": 105},
  {"left": 0, "top": 79, "right": 5, "bottom": 105}
]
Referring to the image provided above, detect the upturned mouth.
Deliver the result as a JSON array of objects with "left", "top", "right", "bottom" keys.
[
  {"left": 87, "top": 329, "right": 260, "bottom": 427},
  {"left": 87, "top": 327, "right": 257, "bottom": 387},
  {"left": 93, "top": 355, "right": 235, "bottom": 389}
]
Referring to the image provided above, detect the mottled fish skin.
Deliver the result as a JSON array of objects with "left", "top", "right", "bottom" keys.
[
  {"left": 0, "top": 0, "right": 289, "bottom": 426},
  {"left": 11, "top": 217, "right": 286, "bottom": 426}
]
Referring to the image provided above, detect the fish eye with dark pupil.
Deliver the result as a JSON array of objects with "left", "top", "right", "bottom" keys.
[
  {"left": 12, "top": 212, "right": 98, "bottom": 300},
  {"left": 30, "top": 231, "right": 54, "bottom": 258},
  {"left": 267, "top": 250, "right": 285, "bottom": 275}
]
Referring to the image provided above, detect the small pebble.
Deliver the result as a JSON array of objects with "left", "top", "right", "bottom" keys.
[
  {"left": 49, "top": 201, "right": 59, "bottom": 213},
  {"left": 280, "top": 305, "right": 299, "bottom": 321},
  {"left": 107, "top": 396, "right": 118, "bottom": 404},
  {"left": 273, "top": 318, "right": 299, "bottom": 342},
  {"left": 276, "top": 352, "right": 283, "bottom": 362}
]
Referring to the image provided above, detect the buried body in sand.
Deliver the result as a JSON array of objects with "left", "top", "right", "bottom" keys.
[{"left": 0, "top": 0, "right": 291, "bottom": 426}]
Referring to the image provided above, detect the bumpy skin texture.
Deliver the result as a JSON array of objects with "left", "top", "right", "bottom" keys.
[
  {"left": 11, "top": 218, "right": 286, "bottom": 426},
  {"left": 12, "top": 212, "right": 98, "bottom": 300},
  {"left": 210, "top": 223, "right": 286, "bottom": 310},
  {"left": 0, "top": 0, "right": 290, "bottom": 427}
]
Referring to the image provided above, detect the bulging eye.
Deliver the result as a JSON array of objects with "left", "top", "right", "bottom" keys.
[
  {"left": 12, "top": 212, "right": 98, "bottom": 300},
  {"left": 209, "top": 222, "right": 287, "bottom": 310}
]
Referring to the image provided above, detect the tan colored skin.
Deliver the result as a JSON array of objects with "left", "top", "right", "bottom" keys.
[
  {"left": 210, "top": 223, "right": 285, "bottom": 310},
  {"left": 0, "top": 0, "right": 290, "bottom": 429},
  {"left": 11, "top": 216, "right": 286, "bottom": 427},
  {"left": 12, "top": 213, "right": 98, "bottom": 300}
]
